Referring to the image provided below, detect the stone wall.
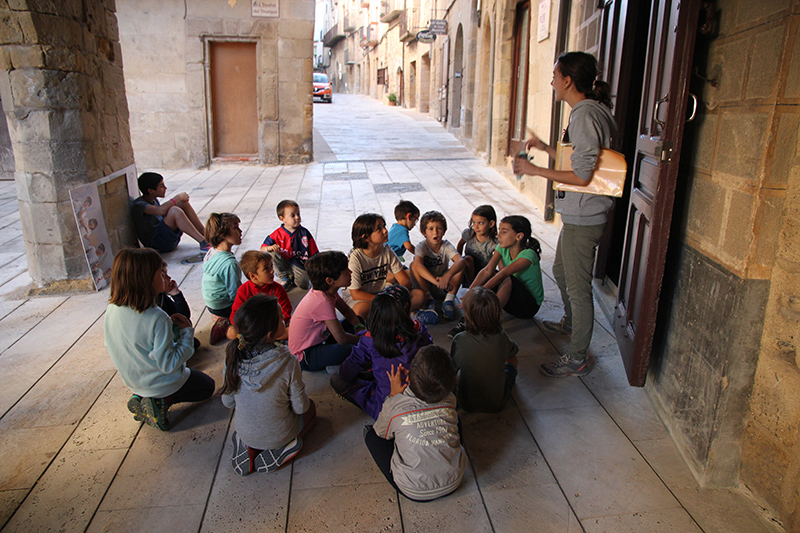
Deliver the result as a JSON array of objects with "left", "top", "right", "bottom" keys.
[
  {"left": 117, "top": 0, "right": 314, "bottom": 169},
  {"left": 647, "top": 0, "right": 798, "bottom": 525},
  {"left": 0, "top": 0, "right": 135, "bottom": 286}
]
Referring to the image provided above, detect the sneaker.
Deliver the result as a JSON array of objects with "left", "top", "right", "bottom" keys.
[
  {"left": 447, "top": 319, "right": 466, "bottom": 338},
  {"left": 277, "top": 277, "right": 293, "bottom": 291},
  {"left": 210, "top": 317, "right": 229, "bottom": 345},
  {"left": 414, "top": 308, "right": 439, "bottom": 325},
  {"left": 127, "top": 394, "right": 145, "bottom": 422},
  {"left": 253, "top": 437, "right": 303, "bottom": 473},
  {"left": 141, "top": 397, "right": 170, "bottom": 430},
  {"left": 540, "top": 318, "right": 572, "bottom": 335},
  {"left": 442, "top": 300, "right": 456, "bottom": 320},
  {"left": 199, "top": 240, "right": 212, "bottom": 253},
  {"left": 540, "top": 354, "right": 590, "bottom": 378}
]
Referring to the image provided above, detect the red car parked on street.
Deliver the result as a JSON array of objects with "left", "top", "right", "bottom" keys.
[{"left": 313, "top": 73, "right": 332, "bottom": 103}]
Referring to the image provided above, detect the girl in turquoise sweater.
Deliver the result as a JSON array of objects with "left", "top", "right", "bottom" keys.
[
  {"left": 201, "top": 212, "right": 243, "bottom": 344},
  {"left": 104, "top": 248, "right": 214, "bottom": 431}
]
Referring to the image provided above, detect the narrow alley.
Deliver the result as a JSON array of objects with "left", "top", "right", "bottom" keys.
[{"left": 0, "top": 95, "right": 782, "bottom": 532}]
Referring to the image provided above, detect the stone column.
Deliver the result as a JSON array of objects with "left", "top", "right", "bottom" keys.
[{"left": 0, "top": 0, "right": 135, "bottom": 288}]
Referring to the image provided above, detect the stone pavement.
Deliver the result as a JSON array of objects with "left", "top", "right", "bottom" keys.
[{"left": 0, "top": 94, "right": 783, "bottom": 532}]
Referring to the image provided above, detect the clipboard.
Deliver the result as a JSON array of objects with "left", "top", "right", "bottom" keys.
[{"left": 554, "top": 142, "right": 627, "bottom": 197}]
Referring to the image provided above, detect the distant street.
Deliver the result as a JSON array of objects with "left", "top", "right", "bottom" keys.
[{"left": 313, "top": 94, "right": 473, "bottom": 162}]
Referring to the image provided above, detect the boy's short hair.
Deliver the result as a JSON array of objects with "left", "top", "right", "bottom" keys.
[
  {"left": 409, "top": 345, "right": 457, "bottom": 404},
  {"left": 419, "top": 210, "right": 447, "bottom": 234},
  {"left": 276, "top": 199, "right": 299, "bottom": 218},
  {"left": 306, "top": 251, "right": 349, "bottom": 291},
  {"left": 462, "top": 287, "right": 503, "bottom": 336},
  {"left": 394, "top": 200, "right": 420, "bottom": 221},
  {"left": 204, "top": 212, "right": 240, "bottom": 247},
  {"left": 138, "top": 172, "right": 164, "bottom": 194},
  {"left": 351, "top": 213, "right": 385, "bottom": 249},
  {"left": 239, "top": 250, "right": 271, "bottom": 278}
]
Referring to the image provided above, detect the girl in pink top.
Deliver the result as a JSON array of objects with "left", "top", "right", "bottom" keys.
[{"left": 288, "top": 251, "right": 365, "bottom": 371}]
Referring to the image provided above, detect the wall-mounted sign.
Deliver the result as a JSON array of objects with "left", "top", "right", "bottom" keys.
[
  {"left": 537, "top": 0, "right": 550, "bottom": 42},
  {"left": 417, "top": 30, "right": 436, "bottom": 43},
  {"left": 429, "top": 19, "right": 447, "bottom": 34},
  {"left": 252, "top": 0, "right": 278, "bottom": 17}
]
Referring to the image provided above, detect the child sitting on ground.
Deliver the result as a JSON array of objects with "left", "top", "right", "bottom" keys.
[
  {"left": 228, "top": 251, "right": 292, "bottom": 341},
  {"left": 201, "top": 213, "right": 243, "bottom": 344},
  {"left": 261, "top": 199, "right": 319, "bottom": 290},
  {"left": 450, "top": 215, "right": 544, "bottom": 339},
  {"left": 387, "top": 200, "right": 420, "bottom": 261},
  {"left": 130, "top": 172, "right": 210, "bottom": 253},
  {"left": 221, "top": 294, "right": 316, "bottom": 475},
  {"left": 289, "top": 251, "right": 365, "bottom": 371},
  {"left": 104, "top": 248, "right": 215, "bottom": 431},
  {"left": 344, "top": 213, "right": 424, "bottom": 317},
  {"left": 450, "top": 287, "right": 519, "bottom": 413},
  {"left": 456, "top": 204, "right": 499, "bottom": 284},
  {"left": 365, "top": 345, "right": 467, "bottom": 502},
  {"left": 330, "top": 285, "right": 433, "bottom": 419},
  {"left": 157, "top": 260, "right": 201, "bottom": 350},
  {"left": 411, "top": 210, "right": 466, "bottom": 324}
]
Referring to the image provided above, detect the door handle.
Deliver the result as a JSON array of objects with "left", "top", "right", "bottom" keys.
[
  {"left": 686, "top": 93, "right": 698, "bottom": 123},
  {"left": 654, "top": 94, "right": 668, "bottom": 128}
]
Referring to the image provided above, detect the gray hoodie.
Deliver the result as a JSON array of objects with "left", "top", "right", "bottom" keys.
[
  {"left": 556, "top": 98, "right": 618, "bottom": 225},
  {"left": 373, "top": 388, "right": 467, "bottom": 501},
  {"left": 222, "top": 344, "right": 309, "bottom": 450}
]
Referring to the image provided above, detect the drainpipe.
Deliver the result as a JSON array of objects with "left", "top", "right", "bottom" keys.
[{"left": 486, "top": 9, "right": 495, "bottom": 164}]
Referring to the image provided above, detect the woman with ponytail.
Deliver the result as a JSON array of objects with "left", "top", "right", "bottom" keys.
[
  {"left": 512, "top": 51, "right": 616, "bottom": 378},
  {"left": 220, "top": 294, "right": 316, "bottom": 476},
  {"left": 466, "top": 215, "right": 544, "bottom": 322}
]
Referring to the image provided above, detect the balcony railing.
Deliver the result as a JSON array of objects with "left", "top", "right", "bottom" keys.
[
  {"left": 323, "top": 19, "right": 346, "bottom": 47},
  {"left": 398, "top": 9, "right": 420, "bottom": 42},
  {"left": 380, "top": 0, "right": 403, "bottom": 23},
  {"left": 361, "top": 22, "right": 379, "bottom": 47}
]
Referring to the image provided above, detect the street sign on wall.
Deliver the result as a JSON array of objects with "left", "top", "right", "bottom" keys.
[
  {"left": 417, "top": 30, "right": 436, "bottom": 43},
  {"left": 430, "top": 19, "right": 447, "bottom": 34}
]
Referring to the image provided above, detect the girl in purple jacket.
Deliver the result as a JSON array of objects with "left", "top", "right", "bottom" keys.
[{"left": 330, "top": 285, "right": 432, "bottom": 419}]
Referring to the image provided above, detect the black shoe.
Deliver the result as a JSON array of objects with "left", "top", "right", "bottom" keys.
[{"left": 447, "top": 320, "right": 466, "bottom": 338}]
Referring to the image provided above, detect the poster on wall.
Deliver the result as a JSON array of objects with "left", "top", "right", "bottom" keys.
[
  {"left": 252, "top": 0, "right": 278, "bottom": 17},
  {"left": 70, "top": 183, "right": 113, "bottom": 291},
  {"left": 538, "top": 0, "right": 550, "bottom": 42}
]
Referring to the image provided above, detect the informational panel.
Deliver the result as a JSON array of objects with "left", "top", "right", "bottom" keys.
[
  {"left": 538, "top": 0, "right": 551, "bottom": 42},
  {"left": 70, "top": 183, "right": 113, "bottom": 290},
  {"left": 252, "top": 0, "right": 278, "bottom": 17}
]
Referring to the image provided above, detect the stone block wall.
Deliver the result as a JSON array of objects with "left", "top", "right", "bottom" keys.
[
  {"left": 0, "top": 0, "right": 135, "bottom": 286},
  {"left": 647, "top": 1, "right": 800, "bottom": 525},
  {"left": 117, "top": 0, "right": 314, "bottom": 169}
]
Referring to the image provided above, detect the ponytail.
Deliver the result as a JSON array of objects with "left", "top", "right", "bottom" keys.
[
  {"left": 556, "top": 51, "right": 613, "bottom": 110},
  {"left": 501, "top": 215, "right": 541, "bottom": 260}
]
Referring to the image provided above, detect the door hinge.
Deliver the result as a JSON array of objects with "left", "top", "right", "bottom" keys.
[{"left": 657, "top": 141, "right": 673, "bottom": 163}]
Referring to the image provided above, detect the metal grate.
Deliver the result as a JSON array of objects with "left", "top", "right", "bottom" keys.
[
  {"left": 324, "top": 172, "right": 369, "bottom": 181},
  {"left": 373, "top": 182, "right": 426, "bottom": 193}
]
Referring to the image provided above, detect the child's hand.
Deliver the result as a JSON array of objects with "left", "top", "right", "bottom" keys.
[
  {"left": 170, "top": 313, "right": 192, "bottom": 329},
  {"left": 387, "top": 364, "right": 408, "bottom": 397},
  {"left": 166, "top": 278, "right": 180, "bottom": 296},
  {"left": 435, "top": 277, "right": 450, "bottom": 291},
  {"left": 173, "top": 192, "right": 190, "bottom": 203}
]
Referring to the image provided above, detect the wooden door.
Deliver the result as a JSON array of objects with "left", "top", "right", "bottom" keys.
[
  {"left": 439, "top": 37, "right": 450, "bottom": 122},
  {"left": 507, "top": 1, "right": 530, "bottom": 156},
  {"left": 614, "top": 0, "right": 702, "bottom": 386},
  {"left": 210, "top": 42, "right": 258, "bottom": 156}
]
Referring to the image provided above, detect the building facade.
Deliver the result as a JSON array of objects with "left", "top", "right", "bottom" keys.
[
  {"left": 322, "top": 0, "right": 800, "bottom": 529},
  {"left": 117, "top": 0, "right": 315, "bottom": 169}
]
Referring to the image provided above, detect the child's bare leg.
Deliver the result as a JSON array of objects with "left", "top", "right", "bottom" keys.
[
  {"left": 448, "top": 271, "right": 464, "bottom": 296},
  {"left": 175, "top": 198, "right": 205, "bottom": 235},
  {"left": 463, "top": 256, "right": 475, "bottom": 284},
  {"left": 164, "top": 206, "right": 205, "bottom": 243},
  {"left": 352, "top": 300, "right": 371, "bottom": 317},
  {"left": 496, "top": 277, "right": 513, "bottom": 308}
]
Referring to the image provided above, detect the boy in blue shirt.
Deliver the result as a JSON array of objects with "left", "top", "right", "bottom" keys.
[{"left": 387, "top": 200, "right": 420, "bottom": 262}]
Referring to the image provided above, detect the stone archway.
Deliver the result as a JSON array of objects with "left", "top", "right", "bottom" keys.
[{"left": 451, "top": 24, "right": 464, "bottom": 128}]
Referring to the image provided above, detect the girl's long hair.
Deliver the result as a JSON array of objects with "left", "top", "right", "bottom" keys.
[
  {"left": 501, "top": 215, "right": 541, "bottom": 260},
  {"left": 556, "top": 51, "right": 613, "bottom": 109},
  {"left": 219, "top": 294, "right": 281, "bottom": 395},
  {"left": 109, "top": 248, "right": 162, "bottom": 312},
  {"left": 367, "top": 292, "right": 419, "bottom": 359}
]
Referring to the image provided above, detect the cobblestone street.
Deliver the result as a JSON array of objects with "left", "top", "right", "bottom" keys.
[{"left": 0, "top": 94, "right": 782, "bottom": 532}]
